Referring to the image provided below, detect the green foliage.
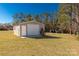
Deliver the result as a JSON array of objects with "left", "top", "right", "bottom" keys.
[
  {"left": 26, "top": 14, "right": 33, "bottom": 21},
  {"left": 58, "top": 14, "right": 70, "bottom": 30},
  {"left": 43, "top": 13, "right": 53, "bottom": 32},
  {"left": 34, "top": 15, "right": 41, "bottom": 22},
  {"left": 57, "top": 4, "right": 74, "bottom": 33},
  {"left": 12, "top": 13, "right": 27, "bottom": 25}
]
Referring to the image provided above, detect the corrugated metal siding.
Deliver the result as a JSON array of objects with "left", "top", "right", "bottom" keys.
[
  {"left": 13, "top": 25, "right": 20, "bottom": 36},
  {"left": 21, "top": 25, "right": 27, "bottom": 37}
]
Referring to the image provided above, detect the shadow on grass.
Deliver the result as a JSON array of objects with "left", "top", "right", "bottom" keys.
[
  {"left": 76, "top": 36, "right": 79, "bottom": 41},
  {"left": 28, "top": 35, "right": 61, "bottom": 39}
]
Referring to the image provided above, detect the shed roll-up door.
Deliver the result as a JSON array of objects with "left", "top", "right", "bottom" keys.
[{"left": 27, "top": 24, "right": 40, "bottom": 36}]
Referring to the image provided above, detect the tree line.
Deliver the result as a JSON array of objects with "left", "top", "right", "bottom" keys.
[
  {"left": 12, "top": 3, "right": 79, "bottom": 35},
  {"left": 0, "top": 23, "right": 13, "bottom": 30}
]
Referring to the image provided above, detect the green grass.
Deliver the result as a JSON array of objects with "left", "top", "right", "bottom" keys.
[{"left": 0, "top": 31, "right": 78, "bottom": 56}]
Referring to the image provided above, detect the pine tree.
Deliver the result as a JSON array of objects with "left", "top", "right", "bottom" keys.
[{"left": 57, "top": 4, "right": 74, "bottom": 34}]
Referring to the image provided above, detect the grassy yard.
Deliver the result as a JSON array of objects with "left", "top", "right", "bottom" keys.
[{"left": 0, "top": 31, "right": 78, "bottom": 56}]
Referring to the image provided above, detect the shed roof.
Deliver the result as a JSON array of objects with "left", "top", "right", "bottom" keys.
[
  {"left": 20, "top": 20, "right": 41, "bottom": 24},
  {"left": 14, "top": 20, "right": 44, "bottom": 26}
]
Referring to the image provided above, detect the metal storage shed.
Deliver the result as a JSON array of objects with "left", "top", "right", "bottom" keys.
[{"left": 13, "top": 21, "right": 45, "bottom": 37}]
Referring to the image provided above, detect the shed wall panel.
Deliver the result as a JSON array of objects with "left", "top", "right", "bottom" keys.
[
  {"left": 14, "top": 25, "right": 20, "bottom": 36},
  {"left": 21, "top": 25, "right": 27, "bottom": 37}
]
